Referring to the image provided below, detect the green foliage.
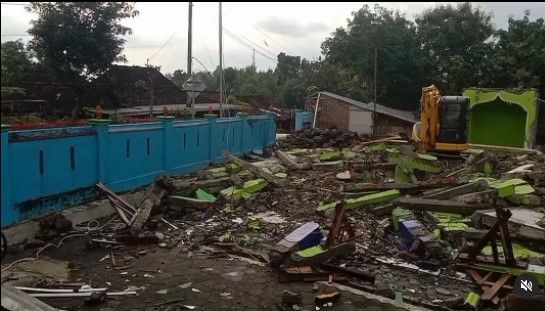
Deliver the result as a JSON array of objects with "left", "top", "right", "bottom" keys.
[
  {"left": 281, "top": 78, "right": 307, "bottom": 108},
  {"left": 26, "top": 2, "right": 139, "bottom": 82},
  {"left": 416, "top": 2, "right": 495, "bottom": 94},
  {"left": 173, "top": 107, "right": 196, "bottom": 120},
  {"left": 1, "top": 40, "right": 33, "bottom": 86},
  {"left": 275, "top": 53, "right": 301, "bottom": 85},
  {"left": 321, "top": 4, "right": 422, "bottom": 109},
  {"left": 493, "top": 11, "right": 545, "bottom": 96}
]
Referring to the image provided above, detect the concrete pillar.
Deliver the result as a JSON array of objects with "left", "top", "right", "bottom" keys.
[
  {"left": 158, "top": 116, "right": 175, "bottom": 173},
  {"left": 1, "top": 124, "right": 15, "bottom": 227},
  {"left": 205, "top": 114, "right": 218, "bottom": 162},
  {"left": 238, "top": 112, "right": 249, "bottom": 153},
  {"left": 89, "top": 119, "right": 112, "bottom": 185}
]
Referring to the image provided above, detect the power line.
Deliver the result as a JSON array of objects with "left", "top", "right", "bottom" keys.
[
  {"left": 224, "top": 26, "right": 276, "bottom": 58},
  {"left": 126, "top": 42, "right": 183, "bottom": 49},
  {"left": 225, "top": 32, "right": 275, "bottom": 63},
  {"left": 223, "top": 29, "right": 277, "bottom": 63},
  {"left": 256, "top": 27, "right": 295, "bottom": 55},
  {"left": 148, "top": 32, "right": 176, "bottom": 61},
  {"left": 192, "top": 56, "right": 209, "bottom": 72}
]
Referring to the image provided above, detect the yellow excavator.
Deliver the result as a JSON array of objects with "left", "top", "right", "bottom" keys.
[{"left": 412, "top": 85, "right": 470, "bottom": 153}]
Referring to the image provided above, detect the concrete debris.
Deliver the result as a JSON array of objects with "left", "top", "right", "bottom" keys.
[
  {"left": 277, "top": 127, "right": 361, "bottom": 149},
  {"left": 1, "top": 284, "right": 59, "bottom": 311},
  {"left": 4, "top": 133, "right": 545, "bottom": 311}
]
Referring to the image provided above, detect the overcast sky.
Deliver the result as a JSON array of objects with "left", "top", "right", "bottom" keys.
[{"left": 2, "top": 2, "right": 544, "bottom": 74}]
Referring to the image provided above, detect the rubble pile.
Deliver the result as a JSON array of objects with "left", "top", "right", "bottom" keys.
[
  {"left": 277, "top": 127, "right": 361, "bottom": 149},
  {"left": 2, "top": 138, "right": 545, "bottom": 311}
]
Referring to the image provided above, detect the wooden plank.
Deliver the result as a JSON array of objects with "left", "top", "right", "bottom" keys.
[
  {"left": 394, "top": 197, "right": 489, "bottom": 215},
  {"left": 96, "top": 183, "right": 136, "bottom": 212},
  {"left": 113, "top": 205, "right": 132, "bottom": 226},
  {"left": 130, "top": 179, "right": 169, "bottom": 233},
  {"left": 481, "top": 273, "right": 512, "bottom": 301}
]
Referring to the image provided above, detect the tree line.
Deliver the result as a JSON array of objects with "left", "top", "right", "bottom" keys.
[
  {"left": 168, "top": 3, "right": 544, "bottom": 111},
  {"left": 1, "top": 2, "right": 543, "bottom": 112}
]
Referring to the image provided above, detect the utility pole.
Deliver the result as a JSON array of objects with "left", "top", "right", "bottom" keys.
[
  {"left": 251, "top": 49, "right": 255, "bottom": 68},
  {"left": 372, "top": 47, "right": 378, "bottom": 136},
  {"left": 187, "top": 2, "right": 193, "bottom": 107},
  {"left": 148, "top": 65, "right": 154, "bottom": 118},
  {"left": 219, "top": 2, "right": 223, "bottom": 117}
]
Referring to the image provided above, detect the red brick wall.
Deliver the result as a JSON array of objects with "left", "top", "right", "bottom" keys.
[
  {"left": 374, "top": 114, "right": 413, "bottom": 136},
  {"left": 316, "top": 95, "right": 350, "bottom": 130}
]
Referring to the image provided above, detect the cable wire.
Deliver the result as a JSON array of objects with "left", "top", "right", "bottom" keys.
[
  {"left": 224, "top": 30, "right": 277, "bottom": 63},
  {"left": 224, "top": 26, "right": 276, "bottom": 58},
  {"left": 1, "top": 215, "right": 118, "bottom": 273},
  {"left": 225, "top": 29, "right": 276, "bottom": 58},
  {"left": 148, "top": 32, "right": 176, "bottom": 61},
  {"left": 255, "top": 27, "right": 295, "bottom": 55}
]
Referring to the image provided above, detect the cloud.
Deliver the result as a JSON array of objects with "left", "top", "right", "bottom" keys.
[
  {"left": 257, "top": 16, "right": 328, "bottom": 37},
  {"left": 476, "top": 2, "right": 545, "bottom": 29},
  {"left": 305, "top": 22, "right": 328, "bottom": 32},
  {"left": 1, "top": 14, "right": 30, "bottom": 38}
]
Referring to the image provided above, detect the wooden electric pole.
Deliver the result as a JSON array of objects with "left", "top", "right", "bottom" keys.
[
  {"left": 219, "top": 2, "right": 223, "bottom": 117},
  {"left": 187, "top": 2, "right": 193, "bottom": 107},
  {"left": 372, "top": 47, "right": 378, "bottom": 136}
]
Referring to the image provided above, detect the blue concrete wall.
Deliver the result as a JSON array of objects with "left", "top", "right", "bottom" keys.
[
  {"left": 294, "top": 111, "right": 313, "bottom": 131},
  {"left": 1, "top": 114, "right": 276, "bottom": 227}
]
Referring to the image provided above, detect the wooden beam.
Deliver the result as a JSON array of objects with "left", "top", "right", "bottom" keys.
[{"left": 393, "top": 197, "right": 489, "bottom": 215}]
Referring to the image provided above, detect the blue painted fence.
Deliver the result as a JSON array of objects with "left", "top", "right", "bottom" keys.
[
  {"left": 294, "top": 110, "right": 313, "bottom": 131},
  {"left": 1, "top": 114, "right": 276, "bottom": 227}
]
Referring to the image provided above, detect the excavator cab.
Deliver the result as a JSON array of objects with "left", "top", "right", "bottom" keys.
[{"left": 412, "top": 85, "right": 469, "bottom": 153}]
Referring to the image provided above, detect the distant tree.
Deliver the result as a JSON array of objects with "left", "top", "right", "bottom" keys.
[
  {"left": 1, "top": 40, "right": 33, "bottom": 86},
  {"left": 493, "top": 11, "right": 545, "bottom": 95},
  {"left": 166, "top": 69, "right": 190, "bottom": 88},
  {"left": 321, "top": 4, "right": 422, "bottom": 109},
  {"left": 281, "top": 78, "right": 307, "bottom": 108},
  {"left": 26, "top": 2, "right": 139, "bottom": 83},
  {"left": 416, "top": 2, "right": 494, "bottom": 94},
  {"left": 275, "top": 53, "right": 301, "bottom": 86}
]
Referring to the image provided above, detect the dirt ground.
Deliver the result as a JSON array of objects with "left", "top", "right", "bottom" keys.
[{"left": 5, "top": 236, "right": 409, "bottom": 311}]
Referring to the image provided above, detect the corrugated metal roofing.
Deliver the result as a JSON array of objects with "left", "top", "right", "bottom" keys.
[{"left": 319, "top": 91, "right": 416, "bottom": 123}]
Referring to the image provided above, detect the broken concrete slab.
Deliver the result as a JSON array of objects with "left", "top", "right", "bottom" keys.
[
  {"left": 318, "top": 189, "right": 401, "bottom": 211},
  {"left": 452, "top": 189, "right": 498, "bottom": 204},
  {"left": 223, "top": 151, "right": 285, "bottom": 186},
  {"left": 167, "top": 196, "right": 215, "bottom": 209},
  {"left": 423, "top": 181, "right": 490, "bottom": 200},
  {"left": 275, "top": 150, "right": 312, "bottom": 170},
  {"left": 472, "top": 208, "right": 545, "bottom": 241},
  {"left": 1, "top": 284, "right": 60, "bottom": 311}
]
